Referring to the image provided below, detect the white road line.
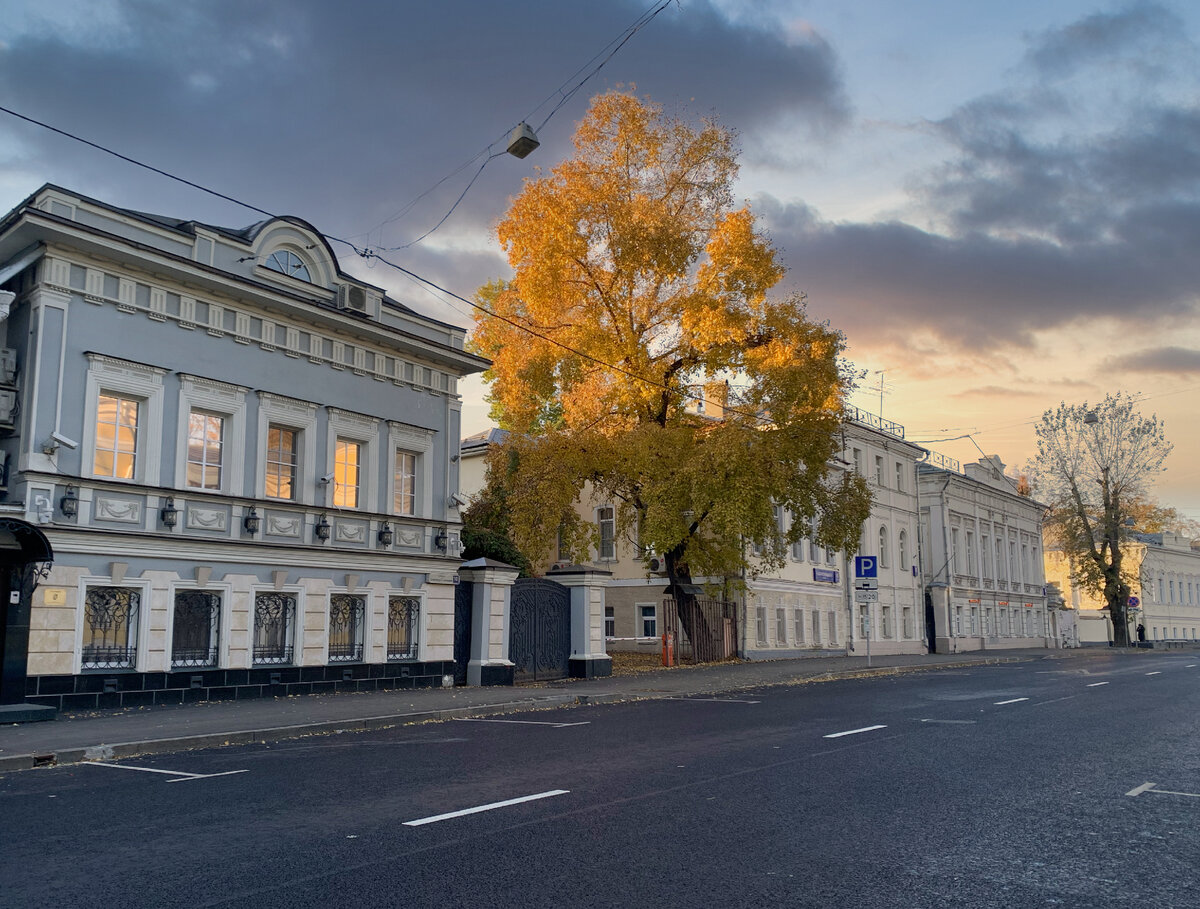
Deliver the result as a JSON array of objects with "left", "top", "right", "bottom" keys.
[
  {"left": 823, "top": 724, "right": 887, "bottom": 739},
  {"left": 403, "top": 789, "right": 569, "bottom": 826},
  {"left": 994, "top": 698, "right": 1030, "bottom": 705},
  {"left": 1187, "top": 664, "right": 1197, "bottom": 668},
  {"left": 1149, "top": 788, "right": 1200, "bottom": 799},
  {"left": 86, "top": 761, "right": 248, "bottom": 781},
  {"left": 1032, "top": 696, "right": 1076, "bottom": 706},
  {"left": 919, "top": 719, "right": 977, "bottom": 725},
  {"left": 662, "top": 697, "right": 762, "bottom": 704},
  {"left": 87, "top": 761, "right": 203, "bottom": 778},
  {"left": 1086, "top": 682, "right": 1109, "bottom": 687},
  {"left": 1126, "top": 782, "right": 1157, "bottom": 797},
  {"left": 452, "top": 718, "right": 590, "bottom": 728},
  {"left": 1146, "top": 671, "right": 1162, "bottom": 676}
]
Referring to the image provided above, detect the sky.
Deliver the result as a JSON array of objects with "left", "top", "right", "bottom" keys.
[{"left": 2, "top": 1, "right": 1199, "bottom": 519}]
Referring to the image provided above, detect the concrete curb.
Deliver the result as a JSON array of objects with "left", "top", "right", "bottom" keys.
[{"left": 0, "top": 655, "right": 1031, "bottom": 773}]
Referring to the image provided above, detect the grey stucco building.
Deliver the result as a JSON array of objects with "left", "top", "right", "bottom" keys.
[{"left": 0, "top": 184, "right": 488, "bottom": 711}]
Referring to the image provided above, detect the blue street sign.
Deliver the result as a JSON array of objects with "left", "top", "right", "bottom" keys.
[{"left": 855, "top": 555, "right": 877, "bottom": 579}]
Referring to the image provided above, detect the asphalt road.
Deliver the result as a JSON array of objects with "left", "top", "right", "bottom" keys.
[{"left": 1, "top": 651, "right": 1197, "bottom": 908}]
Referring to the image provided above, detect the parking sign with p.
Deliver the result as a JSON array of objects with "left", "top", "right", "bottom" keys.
[{"left": 855, "top": 555, "right": 877, "bottom": 579}]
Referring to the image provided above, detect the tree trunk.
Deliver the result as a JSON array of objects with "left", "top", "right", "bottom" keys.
[{"left": 664, "top": 547, "right": 708, "bottom": 660}]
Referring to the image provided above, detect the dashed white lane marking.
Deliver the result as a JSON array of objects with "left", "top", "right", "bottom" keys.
[
  {"left": 86, "top": 761, "right": 248, "bottom": 781},
  {"left": 823, "top": 724, "right": 887, "bottom": 739},
  {"left": 994, "top": 698, "right": 1030, "bottom": 705},
  {"left": 1126, "top": 782, "right": 1157, "bottom": 797},
  {"left": 452, "top": 718, "right": 590, "bottom": 728},
  {"left": 1087, "top": 682, "right": 1109, "bottom": 687},
  {"left": 403, "top": 789, "right": 569, "bottom": 826},
  {"left": 1187, "top": 664, "right": 1197, "bottom": 668},
  {"left": 1146, "top": 672, "right": 1162, "bottom": 676},
  {"left": 662, "top": 697, "right": 762, "bottom": 704},
  {"left": 919, "top": 719, "right": 977, "bottom": 725}
]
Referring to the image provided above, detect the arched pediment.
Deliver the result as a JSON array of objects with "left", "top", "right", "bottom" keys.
[{"left": 247, "top": 217, "right": 339, "bottom": 289}]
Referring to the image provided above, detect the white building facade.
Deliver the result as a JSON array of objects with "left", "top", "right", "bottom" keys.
[{"left": 919, "top": 456, "right": 1053, "bottom": 653}]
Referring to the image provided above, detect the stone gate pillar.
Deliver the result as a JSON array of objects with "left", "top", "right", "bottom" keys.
[
  {"left": 457, "top": 558, "right": 519, "bottom": 686},
  {"left": 547, "top": 565, "right": 612, "bottom": 679}
]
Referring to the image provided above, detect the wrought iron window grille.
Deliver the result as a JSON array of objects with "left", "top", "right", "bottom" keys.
[
  {"left": 387, "top": 596, "right": 419, "bottom": 661},
  {"left": 328, "top": 594, "right": 365, "bottom": 662},
  {"left": 252, "top": 592, "right": 296, "bottom": 665},
  {"left": 82, "top": 587, "right": 139, "bottom": 670},
  {"left": 171, "top": 591, "right": 221, "bottom": 668}
]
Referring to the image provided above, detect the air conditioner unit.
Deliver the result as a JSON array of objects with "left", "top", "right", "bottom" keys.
[
  {"left": 647, "top": 554, "right": 667, "bottom": 574},
  {"left": 337, "top": 284, "right": 369, "bottom": 314},
  {"left": 551, "top": 559, "right": 572, "bottom": 571},
  {"left": 0, "top": 348, "right": 16, "bottom": 386}
]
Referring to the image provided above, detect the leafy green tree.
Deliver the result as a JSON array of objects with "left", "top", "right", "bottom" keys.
[{"left": 1033, "top": 393, "right": 1172, "bottom": 646}]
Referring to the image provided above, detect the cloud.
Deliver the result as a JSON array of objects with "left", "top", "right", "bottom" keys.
[
  {"left": 1107, "top": 346, "right": 1200, "bottom": 373},
  {"left": 951, "top": 385, "right": 1040, "bottom": 399},
  {"left": 751, "top": 3, "right": 1200, "bottom": 354}
]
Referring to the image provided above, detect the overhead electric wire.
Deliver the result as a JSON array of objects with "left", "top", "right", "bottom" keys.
[{"left": 363, "top": 0, "right": 675, "bottom": 251}]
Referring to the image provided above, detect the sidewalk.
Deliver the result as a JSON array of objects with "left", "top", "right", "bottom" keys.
[{"left": 0, "top": 648, "right": 1080, "bottom": 772}]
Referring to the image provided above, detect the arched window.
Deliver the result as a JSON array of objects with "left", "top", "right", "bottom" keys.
[
  {"left": 898, "top": 530, "right": 908, "bottom": 572},
  {"left": 265, "top": 249, "right": 311, "bottom": 282},
  {"left": 878, "top": 526, "right": 889, "bottom": 568}
]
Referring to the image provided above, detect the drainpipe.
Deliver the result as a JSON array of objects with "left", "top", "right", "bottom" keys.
[
  {"left": 914, "top": 449, "right": 930, "bottom": 651},
  {"left": 940, "top": 476, "right": 955, "bottom": 652}
]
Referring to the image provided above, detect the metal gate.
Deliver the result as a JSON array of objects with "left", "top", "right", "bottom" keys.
[
  {"left": 453, "top": 580, "right": 473, "bottom": 686},
  {"left": 509, "top": 577, "right": 571, "bottom": 682}
]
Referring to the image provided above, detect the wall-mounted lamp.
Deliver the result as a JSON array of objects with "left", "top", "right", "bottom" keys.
[
  {"left": 160, "top": 496, "right": 179, "bottom": 529},
  {"left": 59, "top": 484, "right": 79, "bottom": 518},
  {"left": 314, "top": 513, "right": 331, "bottom": 541},
  {"left": 243, "top": 506, "right": 261, "bottom": 535},
  {"left": 378, "top": 521, "right": 394, "bottom": 547},
  {"left": 433, "top": 528, "right": 448, "bottom": 553}
]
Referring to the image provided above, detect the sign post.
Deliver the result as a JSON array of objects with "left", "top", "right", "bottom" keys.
[{"left": 854, "top": 557, "right": 878, "bottom": 667}]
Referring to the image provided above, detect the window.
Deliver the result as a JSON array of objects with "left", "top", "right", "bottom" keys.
[
  {"left": 899, "top": 530, "right": 908, "bottom": 573},
  {"left": 795, "top": 609, "right": 805, "bottom": 643},
  {"left": 85, "top": 354, "right": 167, "bottom": 486},
  {"left": 387, "top": 596, "right": 419, "bottom": 661},
  {"left": 641, "top": 604, "right": 657, "bottom": 638},
  {"left": 257, "top": 393, "right": 318, "bottom": 503},
  {"left": 902, "top": 606, "right": 914, "bottom": 639},
  {"left": 966, "top": 531, "right": 975, "bottom": 575},
  {"left": 82, "top": 587, "right": 139, "bottom": 670},
  {"left": 951, "top": 528, "right": 960, "bottom": 574},
  {"left": 860, "top": 605, "right": 871, "bottom": 637},
  {"left": 895, "top": 461, "right": 904, "bottom": 491},
  {"left": 776, "top": 607, "right": 787, "bottom": 645},
  {"left": 852, "top": 448, "right": 863, "bottom": 474},
  {"left": 265, "top": 249, "right": 311, "bottom": 282},
  {"left": 94, "top": 393, "right": 139, "bottom": 479},
  {"left": 982, "top": 534, "right": 991, "bottom": 578},
  {"left": 604, "top": 606, "right": 615, "bottom": 638},
  {"left": 187, "top": 411, "right": 225, "bottom": 489},
  {"left": 875, "top": 455, "right": 884, "bottom": 485},
  {"left": 265, "top": 426, "right": 298, "bottom": 500},
  {"left": 394, "top": 450, "right": 417, "bottom": 515},
  {"left": 791, "top": 537, "right": 805, "bottom": 561},
  {"left": 812, "top": 611, "right": 821, "bottom": 642},
  {"left": 881, "top": 605, "right": 892, "bottom": 638},
  {"left": 598, "top": 506, "right": 616, "bottom": 560},
  {"left": 955, "top": 605, "right": 963, "bottom": 635},
  {"left": 878, "top": 526, "right": 889, "bottom": 568},
  {"left": 253, "top": 592, "right": 296, "bottom": 665},
  {"left": 827, "top": 611, "right": 837, "bottom": 642},
  {"left": 756, "top": 605, "right": 767, "bottom": 645},
  {"left": 171, "top": 590, "right": 220, "bottom": 668},
  {"left": 995, "top": 539, "right": 1005, "bottom": 581},
  {"left": 177, "top": 374, "right": 248, "bottom": 494},
  {"left": 809, "top": 522, "right": 820, "bottom": 562},
  {"left": 334, "top": 438, "right": 361, "bottom": 508},
  {"left": 329, "top": 594, "right": 366, "bottom": 662}
]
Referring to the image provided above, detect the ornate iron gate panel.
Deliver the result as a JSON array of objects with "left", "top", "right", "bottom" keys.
[
  {"left": 453, "top": 580, "right": 473, "bottom": 686},
  {"left": 509, "top": 578, "right": 571, "bottom": 682}
]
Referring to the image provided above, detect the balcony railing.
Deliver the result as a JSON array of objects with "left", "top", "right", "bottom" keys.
[{"left": 845, "top": 405, "right": 905, "bottom": 440}]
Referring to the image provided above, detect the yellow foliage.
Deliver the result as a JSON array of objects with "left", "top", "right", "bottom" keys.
[{"left": 472, "top": 90, "right": 872, "bottom": 581}]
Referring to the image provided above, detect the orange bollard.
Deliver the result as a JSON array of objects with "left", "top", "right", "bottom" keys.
[{"left": 661, "top": 631, "right": 676, "bottom": 667}]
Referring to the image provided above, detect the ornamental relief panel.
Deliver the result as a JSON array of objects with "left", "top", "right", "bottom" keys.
[
  {"left": 93, "top": 495, "right": 143, "bottom": 524},
  {"left": 186, "top": 506, "right": 229, "bottom": 532}
]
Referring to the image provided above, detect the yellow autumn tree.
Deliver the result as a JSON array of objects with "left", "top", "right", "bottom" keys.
[{"left": 471, "top": 90, "right": 870, "bottom": 601}]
